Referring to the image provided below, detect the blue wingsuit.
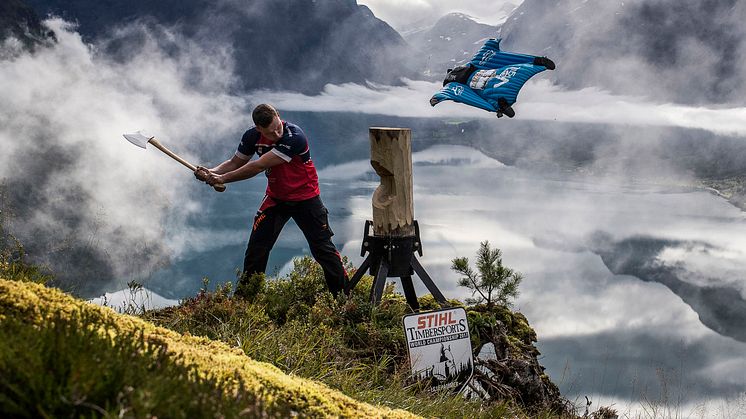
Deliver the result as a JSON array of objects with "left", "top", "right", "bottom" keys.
[{"left": 430, "top": 39, "right": 555, "bottom": 118}]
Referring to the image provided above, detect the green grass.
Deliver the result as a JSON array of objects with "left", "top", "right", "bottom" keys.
[
  {"left": 141, "top": 257, "right": 572, "bottom": 418},
  {"left": 0, "top": 310, "right": 262, "bottom": 418},
  {"left": 0, "top": 231, "right": 52, "bottom": 285},
  {"left": 0, "top": 250, "right": 574, "bottom": 418},
  {"left": 0, "top": 278, "right": 417, "bottom": 418}
]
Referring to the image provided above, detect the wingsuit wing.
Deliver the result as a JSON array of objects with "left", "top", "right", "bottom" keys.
[
  {"left": 430, "top": 82, "right": 498, "bottom": 112},
  {"left": 477, "top": 63, "right": 547, "bottom": 108},
  {"left": 430, "top": 38, "right": 555, "bottom": 117},
  {"left": 470, "top": 38, "right": 541, "bottom": 70}
]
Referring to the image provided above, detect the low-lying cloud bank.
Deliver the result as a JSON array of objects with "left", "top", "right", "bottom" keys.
[
  {"left": 88, "top": 286, "right": 179, "bottom": 312},
  {"left": 257, "top": 79, "right": 746, "bottom": 137}
]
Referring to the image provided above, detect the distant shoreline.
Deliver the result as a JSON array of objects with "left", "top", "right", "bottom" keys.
[{"left": 700, "top": 177, "right": 746, "bottom": 212}]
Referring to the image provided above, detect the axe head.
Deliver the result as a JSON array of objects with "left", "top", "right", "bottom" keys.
[{"left": 123, "top": 131, "right": 154, "bottom": 149}]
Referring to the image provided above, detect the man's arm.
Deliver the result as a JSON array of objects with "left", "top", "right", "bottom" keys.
[
  {"left": 206, "top": 152, "right": 286, "bottom": 185},
  {"left": 195, "top": 154, "right": 250, "bottom": 181},
  {"left": 211, "top": 155, "right": 250, "bottom": 174}
]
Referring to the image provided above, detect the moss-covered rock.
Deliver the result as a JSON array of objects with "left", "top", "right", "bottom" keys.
[{"left": 467, "top": 304, "right": 568, "bottom": 415}]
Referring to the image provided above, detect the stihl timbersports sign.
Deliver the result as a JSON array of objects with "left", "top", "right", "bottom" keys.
[{"left": 402, "top": 307, "right": 474, "bottom": 392}]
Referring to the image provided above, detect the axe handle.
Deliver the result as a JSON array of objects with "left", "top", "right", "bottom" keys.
[{"left": 149, "top": 138, "right": 226, "bottom": 192}]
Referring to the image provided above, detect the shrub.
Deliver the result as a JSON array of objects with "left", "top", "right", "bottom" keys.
[
  {"left": 142, "top": 256, "right": 564, "bottom": 418},
  {"left": 0, "top": 187, "right": 52, "bottom": 284},
  {"left": 452, "top": 241, "right": 522, "bottom": 307}
]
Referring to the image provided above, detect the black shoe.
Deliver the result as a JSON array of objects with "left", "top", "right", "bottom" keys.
[
  {"left": 533, "top": 56, "right": 556, "bottom": 70},
  {"left": 497, "top": 97, "right": 515, "bottom": 118}
]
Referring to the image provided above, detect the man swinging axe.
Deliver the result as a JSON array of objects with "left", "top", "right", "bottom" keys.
[{"left": 195, "top": 104, "right": 348, "bottom": 298}]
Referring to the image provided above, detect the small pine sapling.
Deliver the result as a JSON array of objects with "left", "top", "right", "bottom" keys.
[{"left": 451, "top": 241, "right": 522, "bottom": 307}]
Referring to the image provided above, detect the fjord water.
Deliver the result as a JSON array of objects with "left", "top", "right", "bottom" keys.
[{"left": 149, "top": 112, "right": 746, "bottom": 413}]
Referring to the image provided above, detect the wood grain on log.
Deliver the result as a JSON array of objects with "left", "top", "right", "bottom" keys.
[{"left": 369, "top": 127, "right": 414, "bottom": 237}]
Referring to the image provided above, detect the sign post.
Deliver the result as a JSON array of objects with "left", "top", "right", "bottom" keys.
[{"left": 403, "top": 307, "right": 474, "bottom": 393}]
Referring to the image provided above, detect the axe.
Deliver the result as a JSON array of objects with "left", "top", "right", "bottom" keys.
[{"left": 123, "top": 131, "right": 226, "bottom": 192}]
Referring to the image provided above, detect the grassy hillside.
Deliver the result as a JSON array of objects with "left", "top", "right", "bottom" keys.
[
  {"left": 139, "top": 258, "right": 573, "bottom": 418},
  {"left": 0, "top": 277, "right": 417, "bottom": 418},
  {"left": 0, "top": 235, "right": 578, "bottom": 418}
]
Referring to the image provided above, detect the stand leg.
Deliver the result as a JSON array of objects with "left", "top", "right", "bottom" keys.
[
  {"left": 400, "top": 275, "right": 420, "bottom": 311},
  {"left": 411, "top": 256, "right": 449, "bottom": 306},
  {"left": 347, "top": 254, "right": 373, "bottom": 291},
  {"left": 371, "top": 259, "right": 389, "bottom": 305}
]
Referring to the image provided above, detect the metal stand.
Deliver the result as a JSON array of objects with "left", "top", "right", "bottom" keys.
[{"left": 346, "top": 220, "right": 449, "bottom": 310}]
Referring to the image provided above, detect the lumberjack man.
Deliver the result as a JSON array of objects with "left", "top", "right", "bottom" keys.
[{"left": 196, "top": 104, "right": 347, "bottom": 298}]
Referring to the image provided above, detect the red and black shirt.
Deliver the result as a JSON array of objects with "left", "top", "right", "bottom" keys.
[{"left": 235, "top": 121, "right": 320, "bottom": 202}]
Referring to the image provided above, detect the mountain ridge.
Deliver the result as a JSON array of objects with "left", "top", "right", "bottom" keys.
[
  {"left": 22, "top": 0, "right": 417, "bottom": 94},
  {"left": 406, "top": 12, "right": 499, "bottom": 79},
  {"left": 0, "top": 0, "right": 54, "bottom": 51},
  {"left": 500, "top": 0, "right": 746, "bottom": 105}
]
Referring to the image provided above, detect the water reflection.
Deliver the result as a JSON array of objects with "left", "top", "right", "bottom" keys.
[{"left": 328, "top": 144, "right": 746, "bottom": 409}]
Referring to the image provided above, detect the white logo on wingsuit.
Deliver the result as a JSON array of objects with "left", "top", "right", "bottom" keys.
[
  {"left": 470, "top": 69, "right": 496, "bottom": 90},
  {"left": 479, "top": 50, "right": 495, "bottom": 66},
  {"left": 493, "top": 67, "right": 519, "bottom": 88},
  {"left": 452, "top": 85, "right": 464, "bottom": 96}
]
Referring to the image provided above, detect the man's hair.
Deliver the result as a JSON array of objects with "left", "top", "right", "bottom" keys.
[{"left": 252, "top": 104, "right": 279, "bottom": 128}]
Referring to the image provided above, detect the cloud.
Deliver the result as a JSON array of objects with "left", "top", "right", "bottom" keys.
[
  {"left": 587, "top": 234, "right": 746, "bottom": 343},
  {"left": 256, "top": 79, "right": 746, "bottom": 137},
  {"left": 0, "top": 19, "right": 248, "bottom": 296},
  {"left": 89, "top": 286, "right": 179, "bottom": 312},
  {"left": 500, "top": 0, "right": 746, "bottom": 106},
  {"left": 538, "top": 329, "right": 746, "bottom": 403}
]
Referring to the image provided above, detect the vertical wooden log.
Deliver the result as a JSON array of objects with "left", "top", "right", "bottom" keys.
[{"left": 370, "top": 127, "right": 414, "bottom": 237}]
